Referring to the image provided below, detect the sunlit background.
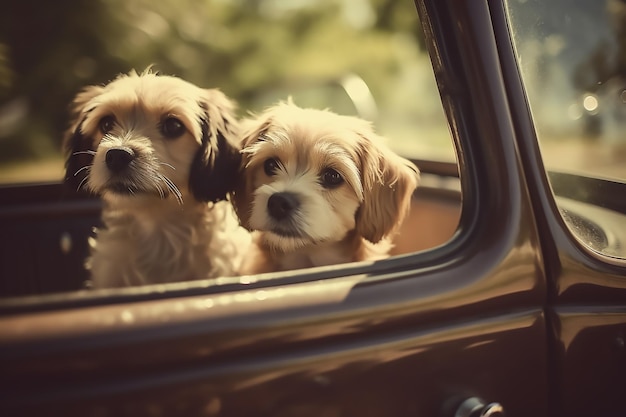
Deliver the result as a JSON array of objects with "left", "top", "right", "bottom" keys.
[
  {"left": 507, "top": 0, "right": 626, "bottom": 181},
  {"left": 2, "top": 0, "right": 624, "bottom": 185},
  {"left": 0, "top": 0, "right": 453, "bottom": 183}
]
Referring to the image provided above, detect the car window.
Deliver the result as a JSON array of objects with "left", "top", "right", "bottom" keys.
[
  {"left": 505, "top": 0, "right": 626, "bottom": 259},
  {"left": 0, "top": 0, "right": 460, "bottom": 298},
  {"left": 0, "top": 0, "right": 454, "bottom": 184}
]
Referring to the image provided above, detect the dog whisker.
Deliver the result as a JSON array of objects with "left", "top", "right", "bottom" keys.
[
  {"left": 73, "top": 165, "right": 92, "bottom": 192},
  {"left": 76, "top": 170, "right": 91, "bottom": 192},
  {"left": 160, "top": 162, "right": 176, "bottom": 171},
  {"left": 155, "top": 182, "right": 165, "bottom": 199},
  {"left": 142, "top": 169, "right": 171, "bottom": 201},
  {"left": 160, "top": 174, "right": 183, "bottom": 205},
  {"left": 165, "top": 181, "right": 184, "bottom": 205},
  {"left": 73, "top": 165, "right": 91, "bottom": 177},
  {"left": 72, "top": 150, "right": 97, "bottom": 156}
]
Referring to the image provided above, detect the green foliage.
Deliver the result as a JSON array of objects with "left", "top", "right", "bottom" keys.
[{"left": 0, "top": 0, "right": 426, "bottom": 166}]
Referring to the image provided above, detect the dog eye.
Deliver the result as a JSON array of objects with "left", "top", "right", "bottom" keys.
[
  {"left": 321, "top": 168, "right": 343, "bottom": 188},
  {"left": 161, "top": 117, "right": 186, "bottom": 139},
  {"left": 99, "top": 115, "right": 116, "bottom": 134},
  {"left": 264, "top": 158, "right": 280, "bottom": 176}
]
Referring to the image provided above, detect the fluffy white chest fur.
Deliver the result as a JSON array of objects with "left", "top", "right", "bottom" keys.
[{"left": 88, "top": 200, "right": 248, "bottom": 287}]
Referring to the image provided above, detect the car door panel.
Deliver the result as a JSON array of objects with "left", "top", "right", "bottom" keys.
[{"left": 1, "top": 306, "right": 546, "bottom": 417}]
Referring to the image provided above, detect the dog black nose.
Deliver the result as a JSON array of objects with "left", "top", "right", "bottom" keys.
[
  {"left": 106, "top": 147, "right": 135, "bottom": 172},
  {"left": 267, "top": 192, "right": 300, "bottom": 220}
]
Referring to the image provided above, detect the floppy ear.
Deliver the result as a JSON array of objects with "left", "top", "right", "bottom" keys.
[
  {"left": 355, "top": 132, "right": 420, "bottom": 243},
  {"left": 63, "top": 86, "right": 104, "bottom": 192},
  {"left": 189, "top": 89, "right": 242, "bottom": 203},
  {"left": 231, "top": 114, "right": 273, "bottom": 230}
]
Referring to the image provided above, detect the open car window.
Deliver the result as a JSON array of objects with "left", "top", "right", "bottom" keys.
[
  {"left": 0, "top": 0, "right": 461, "bottom": 300},
  {"left": 506, "top": 0, "right": 626, "bottom": 260}
]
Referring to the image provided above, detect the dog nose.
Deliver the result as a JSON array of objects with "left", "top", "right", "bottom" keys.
[
  {"left": 105, "top": 147, "right": 135, "bottom": 172},
  {"left": 267, "top": 192, "right": 300, "bottom": 220}
]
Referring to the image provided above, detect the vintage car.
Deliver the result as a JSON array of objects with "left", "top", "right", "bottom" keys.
[{"left": 0, "top": 0, "right": 625, "bottom": 416}]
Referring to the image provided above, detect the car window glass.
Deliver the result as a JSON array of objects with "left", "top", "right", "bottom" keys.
[{"left": 506, "top": 0, "right": 626, "bottom": 259}]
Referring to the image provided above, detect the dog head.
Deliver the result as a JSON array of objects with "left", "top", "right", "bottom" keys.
[
  {"left": 63, "top": 69, "right": 241, "bottom": 205},
  {"left": 233, "top": 101, "right": 420, "bottom": 252}
]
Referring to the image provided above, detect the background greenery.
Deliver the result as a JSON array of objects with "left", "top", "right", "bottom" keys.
[{"left": 0, "top": 0, "right": 453, "bottom": 182}]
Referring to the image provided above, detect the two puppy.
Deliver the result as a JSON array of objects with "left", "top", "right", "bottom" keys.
[{"left": 64, "top": 70, "right": 419, "bottom": 287}]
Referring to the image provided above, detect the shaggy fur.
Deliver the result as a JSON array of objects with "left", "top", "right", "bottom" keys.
[
  {"left": 233, "top": 101, "right": 420, "bottom": 274},
  {"left": 64, "top": 69, "right": 250, "bottom": 288}
]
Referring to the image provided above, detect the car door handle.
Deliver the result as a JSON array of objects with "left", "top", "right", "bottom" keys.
[{"left": 454, "top": 397, "right": 505, "bottom": 417}]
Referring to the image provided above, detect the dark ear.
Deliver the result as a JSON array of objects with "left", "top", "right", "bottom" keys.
[
  {"left": 189, "top": 89, "right": 242, "bottom": 203},
  {"left": 231, "top": 114, "right": 273, "bottom": 229},
  {"left": 63, "top": 118, "right": 94, "bottom": 192},
  {"left": 63, "top": 86, "right": 103, "bottom": 192},
  {"left": 354, "top": 132, "right": 420, "bottom": 243}
]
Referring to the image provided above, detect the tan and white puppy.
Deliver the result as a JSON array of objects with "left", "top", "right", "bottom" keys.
[
  {"left": 233, "top": 101, "right": 419, "bottom": 274},
  {"left": 64, "top": 69, "right": 250, "bottom": 288}
]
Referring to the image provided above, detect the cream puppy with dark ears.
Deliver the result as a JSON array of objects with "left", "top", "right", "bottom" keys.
[
  {"left": 64, "top": 68, "right": 250, "bottom": 288},
  {"left": 233, "top": 101, "right": 420, "bottom": 274}
]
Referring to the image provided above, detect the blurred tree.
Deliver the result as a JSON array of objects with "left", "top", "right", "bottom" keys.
[
  {"left": 0, "top": 0, "right": 126, "bottom": 161},
  {"left": 573, "top": 0, "right": 626, "bottom": 93},
  {"left": 0, "top": 0, "right": 424, "bottom": 172}
]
